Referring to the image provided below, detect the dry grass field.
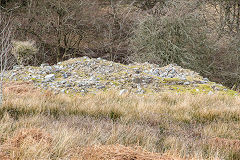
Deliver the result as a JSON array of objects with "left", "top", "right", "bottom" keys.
[{"left": 0, "top": 82, "right": 240, "bottom": 159}]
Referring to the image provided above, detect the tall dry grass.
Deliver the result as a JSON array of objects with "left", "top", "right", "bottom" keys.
[{"left": 0, "top": 82, "right": 240, "bottom": 159}]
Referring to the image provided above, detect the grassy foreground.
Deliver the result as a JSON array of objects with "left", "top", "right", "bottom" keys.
[{"left": 0, "top": 82, "right": 240, "bottom": 160}]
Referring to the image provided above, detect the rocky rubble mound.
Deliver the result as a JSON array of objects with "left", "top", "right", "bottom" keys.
[{"left": 6, "top": 56, "right": 238, "bottom": 95}]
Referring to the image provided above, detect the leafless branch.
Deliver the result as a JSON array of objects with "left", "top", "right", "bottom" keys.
[{"left": 0, "top": 11, "right": 13, "bottom": 106}]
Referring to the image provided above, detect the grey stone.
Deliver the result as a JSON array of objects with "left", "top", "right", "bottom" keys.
[
  {"left": 9, "top": 73, "right": 17, "bottom": 79},
  {"left": 77, "top": 81, "right": 89, "bottom": 87},
  {"left": 43, "top": 66, "right": 53, "bottom": 73},
  {"left": 96, "top": 85, "right": 105, "bottom": 89},
  {"left": 63, "top": 73, "right": 68, "bottom": 79},
  {"left": 133, "top": 78, "right": 142, "bottom": 84},
  {"left": 61, "top": 80, "right": 67, "bottom": 84},
  {"left": 61, "top": 89, "right": 66, "bottom": 93},
  {"left": 208, "top": 91, "right": 214, "bottom": 95},
  {"left": 62, "top": 72, "right": 71, "bottom": 79},
  {"left": 211, "top": 85, "right": 221, "bottom": 91},
  {"left": 151, "top": 69, "right": 160, "bottom": 75},
  {"left": 134, "top": 69, "right": 141, "bottom": 74},
  {"left": 13, "top": 65, "right": 22, "bottom": 70},
  {"left": 137, "top": 88, "right": 145, "bottom": 94},
  {"left": 199, "top": 81, "right": 207, "bottom": 84},
  {"left": 41, "top": 63, "right": 50, "bottom": 68},
  {"left": 89, "top": 76, "right": 98, "bottom": 81},
  {"left": 160, "top": 73, "right": 167, "bottom": 78},
  {"left": 119, "top": 89, "right": 128, "bottom": 95},
  {"left": 45, "top": 74, "right": 55, "bottom": 82},
  {"left": 203, "top": 78, "right": 209, "bottom": 82},
  {"left": 184, "top": 82, "right": 190, "bottom": 85},
  {"left": 169, "top": 69, "right": 176, "bottom": 74},
  {"left": 65, "top": 83, "right": 71, "bottom": 87},
  {"left": 180, "top": 77, "right": 187, "bottom": 81},
  {"left": 167, "top": 74, "right": 174, "bottom": 78},
  {"left": 193, "top": 84, "right": 199, "bottom": 87}
]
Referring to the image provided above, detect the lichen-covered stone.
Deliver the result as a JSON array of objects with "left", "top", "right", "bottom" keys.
[{"left": 44, "top": 74, "right": 55, "bottom": 82}]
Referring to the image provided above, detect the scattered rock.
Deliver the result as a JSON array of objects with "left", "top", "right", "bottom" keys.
[
  {"left": 96, "top": 85, "right": 105, "bottom": 90},
  {"left": 119, "top": 89, "right": 128, "bottom": 95},
  {"left": 13, "top": 65, "right": 23, "bottom": 70},
  {"left": 5, "top": 57, "right": 236, "bottom": 95},
  {"left": 65, "top": 83, "right": 71, "bottom": 87},
  {"left": 208, "top": 91, "right": 214, "bottom": 95},
  {"left": 137, "top": 88, "right": 145, "bottom": 94},
  {"left": 199, "top": 81, "right": 207, "bottom": 84},
  {"left": 45, "top": 74, "right": 55, "bottom": 82},
  {"left": 41, "top": 63, "right": 49, "bottom": 68},
  {"left": 61, "top": 80, "right": 67, "bottom": 84},
  {"left": 203, "top": 78, "right": 209, "bottom": 82}
]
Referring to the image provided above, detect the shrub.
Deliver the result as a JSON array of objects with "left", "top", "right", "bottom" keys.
[
  {"left": 129, "top": 0, "right": 213, "bottom": 72},
  {"left": 130, "top": 0, "right": 240, "bottom": 89},
  {"left": 12, "top": 40, "right": 38, "bottom": 66},
  {"left": 132, "top": 0, "right": 165, "bottom": 10},
  {"left": 209, "top": 34, "right": 240, "bottom": 89}
]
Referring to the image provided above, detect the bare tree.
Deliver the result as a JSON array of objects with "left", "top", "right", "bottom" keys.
[{"left": 0, "top": 11, "right": 13, "bottom": 106}]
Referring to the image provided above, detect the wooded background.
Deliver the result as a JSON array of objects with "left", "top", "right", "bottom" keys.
[{"left": 1, "top": 0, "right": 240, "bottom": 89}]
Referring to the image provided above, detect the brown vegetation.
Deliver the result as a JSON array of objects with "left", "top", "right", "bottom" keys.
[
  {"left": 3, "top": 81, "right": 39, "bottom": 95},
  {"left": 0, "top": 128, "right": 52, "bottom": 159},
  {"left": 0, "top": 82, "right": 239, "bottom": 159},
  {"left": 76, "top": 145, "right": 178, "bottom": 160},
  {"left": 209, "top": 137, "right": 240, "bottom": 152}
]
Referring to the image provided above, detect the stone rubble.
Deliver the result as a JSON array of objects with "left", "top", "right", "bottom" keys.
[{"left": 5, "top": 56, "right": 238, "bottom": 95}]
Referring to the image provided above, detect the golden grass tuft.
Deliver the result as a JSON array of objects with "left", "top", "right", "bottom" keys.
[
  {"left": 209, "top": 137, "right": 240, "bottom": 152},
  {"left": 76, "top": 145, "right": 179, "bottom": 160},
  {"left": 6, "top": 128, "right": 52, "bottom": 148},
  {"left": 0, "top": 128, "right": 52, "bottom": 159},
  {"left": 3, "top": 82, "right": 39, "bottom": 95}
]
